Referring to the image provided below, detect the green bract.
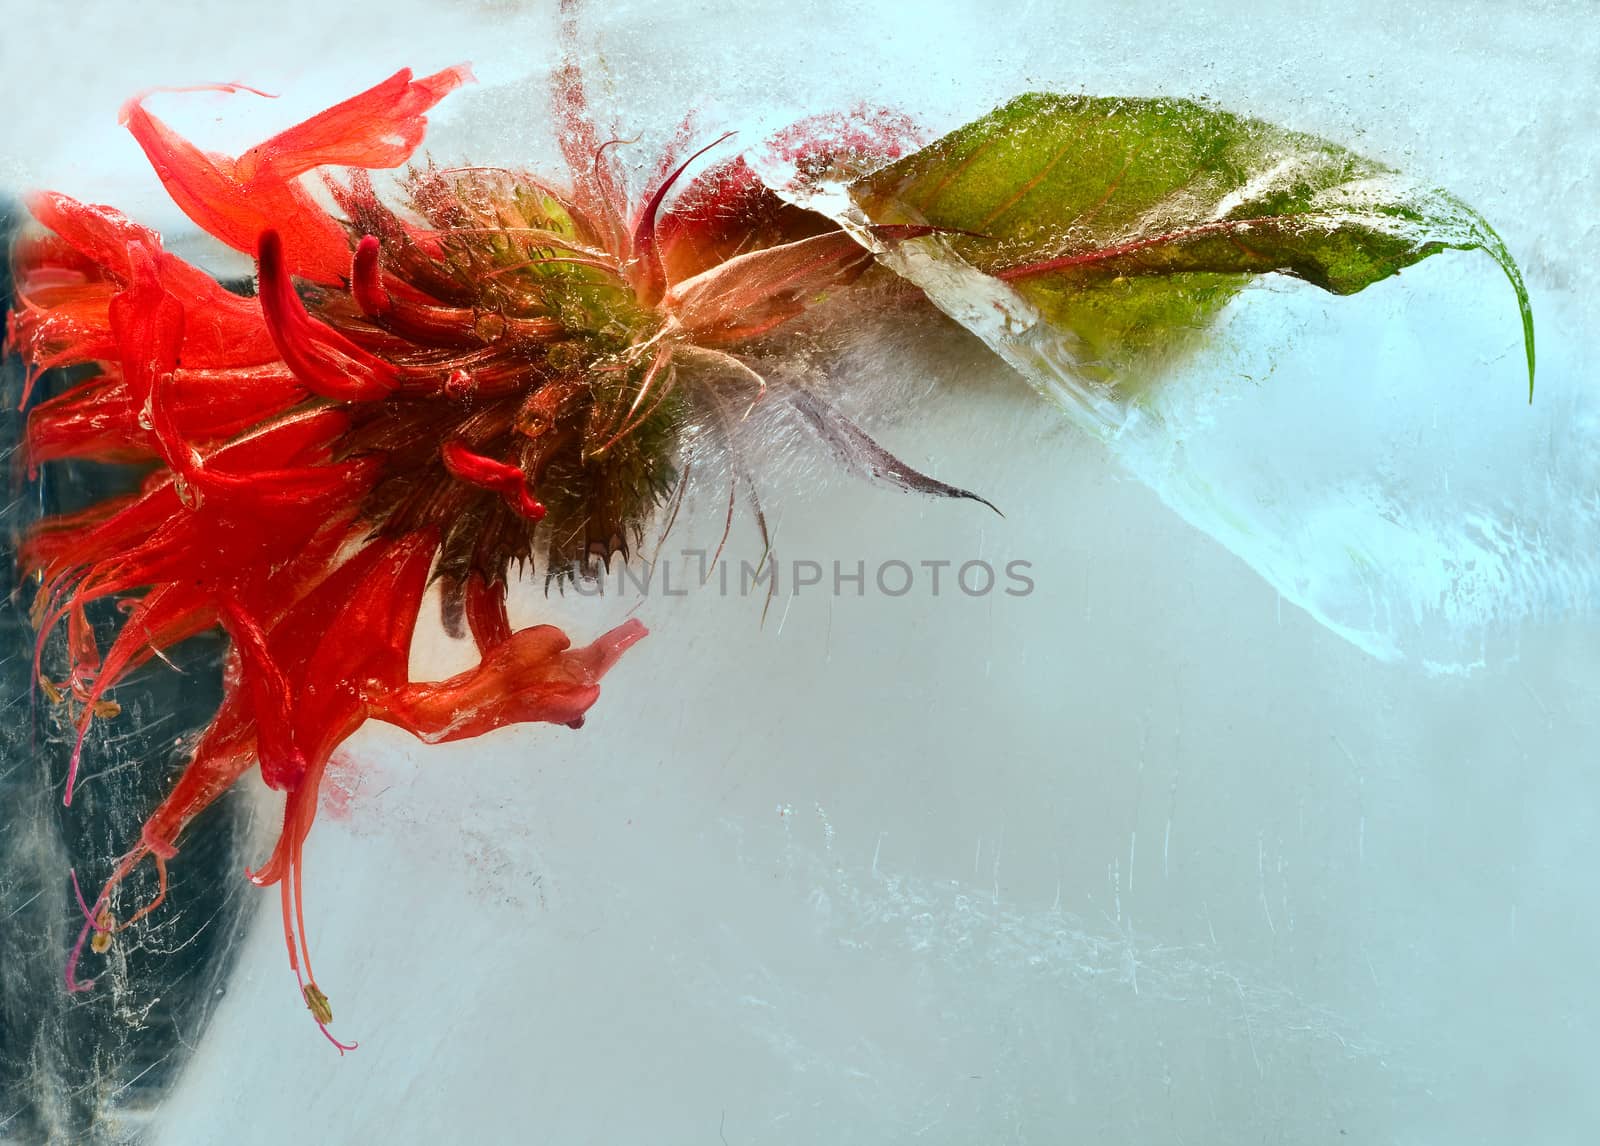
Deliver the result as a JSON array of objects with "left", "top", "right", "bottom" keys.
[{"left": 843, "top": 93, "right": 1535, "bottom": 400}]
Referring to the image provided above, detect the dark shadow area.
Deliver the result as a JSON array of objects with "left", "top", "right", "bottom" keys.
[{"left": 0, "top": 198, "right": 254, "bottom": 1143}]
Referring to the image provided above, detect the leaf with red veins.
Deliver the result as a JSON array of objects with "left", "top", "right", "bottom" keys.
[
  {"left": 26, "top": 193, "right": 278, "bottom": 367},
  {"left": 373, "top": 618, "right": 647, "bottom": 743},
  {"left": 845, "top": 92, "right": 1535, "bottom": 398},
  {"left": 121, "top": 66, "right": 471, "bottom": 284}
]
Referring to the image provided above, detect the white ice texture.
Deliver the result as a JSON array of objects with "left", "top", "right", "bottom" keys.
[{"left": 2, "top": 1, "right": 1597, "bottom": 1143}]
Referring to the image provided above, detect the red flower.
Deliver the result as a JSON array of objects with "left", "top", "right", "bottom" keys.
[{"left": 8, "top": 57, "right": 947, "bottom": 1049}]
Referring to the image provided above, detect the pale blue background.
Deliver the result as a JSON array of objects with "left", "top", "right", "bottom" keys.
[{"left": 2, "top": 2, "right": 1595, "bottom": 1143}]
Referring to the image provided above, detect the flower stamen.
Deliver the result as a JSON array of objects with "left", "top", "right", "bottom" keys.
[
  {"left": 257, "top": 229, "right": 398, "bottom": 401},
  {"left": 440, "top": 441, "right": 547, "bottom": 521}
]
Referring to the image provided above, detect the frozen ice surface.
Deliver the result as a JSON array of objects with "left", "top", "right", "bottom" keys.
[
  {"left": 1, "top": 1, "right": 1597, "bottom": 1143},
  {"left": 844, "top": 227, "right": 1587, "bottom": 669}
]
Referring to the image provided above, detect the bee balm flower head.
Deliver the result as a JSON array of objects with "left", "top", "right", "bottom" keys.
[{"left": 9, "top": 51, "right": 948, "bottom": 1050}]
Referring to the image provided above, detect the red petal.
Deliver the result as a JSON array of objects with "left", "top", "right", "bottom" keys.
[
  {"left": 107, "top": 241, "right": 188, "bottom": 463},
  {"left": 7, "top": 291, "right": 118, "bottom": 403},
  {"left": 256, "top": 229, "right": 398, "bottom": 401},
  {"left": 247, "top": 530, "right": 439, "bottom": 886},
  {"left": 26, "top": 374, "right": 145, "bottom": 466},
  {"left": 26, "top": 363, "right": 309, "bottom": 468},
  {"left": 141, "top": 690, "right": 257, "bottom": 855},
  {"left": 350, "top": 234, "right": 391, "bottom": 317},
  {"left": 217, "top": 600, "right": 307, "bottom": 791},
  {"left": 238, "top": 66, "right": 473, "bottom": 181},
  {"left": 440, "top": 440, "right": 546, "bottom": 520},
  {"left": 27, "top": 193, "right": 278, "bottom": 367},
  {"left": 121, "top": 67, "right": 471, "bottom": 284},
  {"left": 464, "top": 571, "right": 512, "bottom": 653},
  {"left": 373, "top": 618, "right": 646, "bottom": 742}
]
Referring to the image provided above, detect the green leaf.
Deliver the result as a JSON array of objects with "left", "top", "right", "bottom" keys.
[{"left": 848, "top": 93, "right": 1535, "bottom": 400}]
